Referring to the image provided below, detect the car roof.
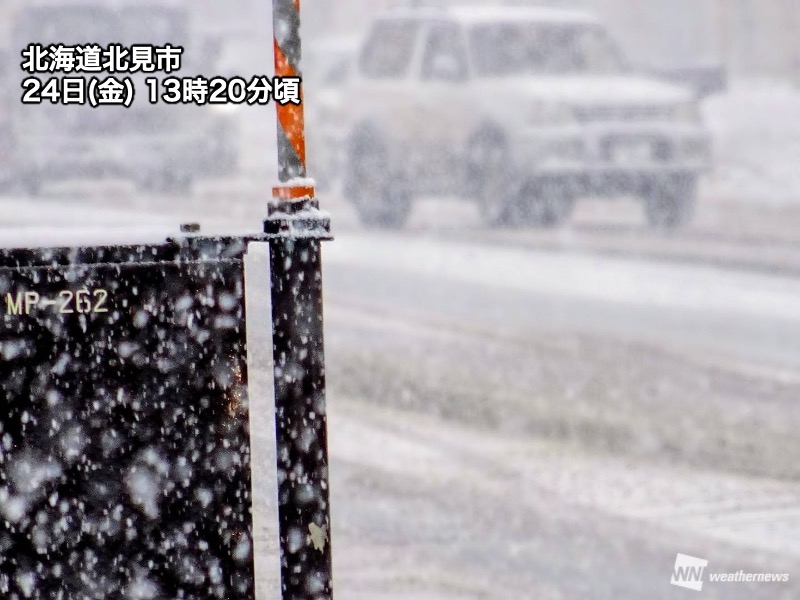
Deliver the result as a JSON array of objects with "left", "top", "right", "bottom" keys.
[{"left": 381, "top": 5, "right": 601, "bottom": 26}]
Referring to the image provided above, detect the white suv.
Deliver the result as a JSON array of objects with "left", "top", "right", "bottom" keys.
[{"left": 341, "top": 6, "right": 711, "bottom": 228}]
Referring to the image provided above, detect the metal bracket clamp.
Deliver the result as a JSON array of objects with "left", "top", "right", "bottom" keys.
[{"left": 263, "top": 198, "right": 334, "bottom": 241}]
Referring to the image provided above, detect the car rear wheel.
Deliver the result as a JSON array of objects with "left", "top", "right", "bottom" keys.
[
  {"left": 644, "top": 174, "right": 697, "bottom": 229},
  {"left": 465, "top": 130, "right": 521, "bottom": 228},
  {"left": 520, "top": 179, "right": 576, "bottom": 228},
  {"left": 346, "top": 130, "right": 411, "bottom": 229}
]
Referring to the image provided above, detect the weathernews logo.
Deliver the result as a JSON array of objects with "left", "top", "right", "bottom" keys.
[
  {"left": 670, "top": 553, "right": 790, "bottom": 592},
  {"left": 671, "top": 554, "right": 708, "bottom": 591}
]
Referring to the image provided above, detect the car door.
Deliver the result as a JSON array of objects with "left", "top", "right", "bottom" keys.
[
  {"left": 346, "top": 18, "right": 422, "bottom": 156},
  {"left": 414, "top": 20, "right": 475, "bottom": 191}
]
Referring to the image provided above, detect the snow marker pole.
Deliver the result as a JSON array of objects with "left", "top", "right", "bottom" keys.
[
  {"left": 265, "top": 0, "right": 334, "bottom": 598},
  {"left": 271, "top": 0, "right": 309, "bottom": 188}
]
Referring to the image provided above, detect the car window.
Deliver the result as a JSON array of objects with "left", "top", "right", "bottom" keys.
[
  {"left": 470, "top": 22, "right": 624, "bottom": 76},
  {"left": 360, "top": 20, "right": 420, "bottom": 79},
  {"left": 420, "top": 22, "right": 468, "bottom": 82}
]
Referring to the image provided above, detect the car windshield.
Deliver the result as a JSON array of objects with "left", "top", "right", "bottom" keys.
[
  {"left": 360, "top": 20, "right": 420, "bottom": 79},
  {"left": 470, "top": 22, "right": 624, "bottom": 76}
]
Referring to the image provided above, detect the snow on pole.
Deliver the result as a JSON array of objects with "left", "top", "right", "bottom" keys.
[{"left": 271, "top": 0, "right": 315, "bottom": 200}]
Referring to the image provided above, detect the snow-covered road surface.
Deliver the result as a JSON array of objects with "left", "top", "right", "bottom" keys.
[
  {"left": 2, "top": 197, "right": 798, "bottom": 596},
  {"left": 245, "top": 243, "right": 799, "bottom": 597},
  {"left": 324, "top": 231, "right": 800, "bottom": 374},
  {"left": 326, "top": 231, "right": 800, "bottom": 323},
  {"left": 319, "top": 401, "right": 800, "bottom": 599}
]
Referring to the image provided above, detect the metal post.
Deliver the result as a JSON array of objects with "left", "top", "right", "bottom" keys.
[{"left": 266, "top": 0, "right": 334, "bottom": 598}]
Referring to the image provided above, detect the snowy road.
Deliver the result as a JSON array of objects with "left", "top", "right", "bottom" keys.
[
  {"left": 2, "top": 197, "right": 799, "bottom": 596},
  {"left": 248, "top": 243, "right": 800, "bottom": 598},
  {"left": 323, "top": 403, "right": 800, "bottom": 599},
  {"left": 324, "top": 231, "right": 800, "bottom": 373}
]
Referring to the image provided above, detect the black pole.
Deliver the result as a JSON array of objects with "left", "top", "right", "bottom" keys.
[
  {"left": 268, "top": 0, "right": 334, "bottom": 594},
  {"left": 265, "top": 201, "right": 333, "bottom": 600}
]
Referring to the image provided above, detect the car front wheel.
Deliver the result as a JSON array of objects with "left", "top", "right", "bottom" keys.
[
  {"left": 644, "top": 174, "right": 697, "bottom": 229},
  {"left": 465, "top": 130, "right": 522, "bottom": 228},
  {"left": 346, "top": 130, "right": 411, "bottom": 229},
  {"left": 520, "top": 178, "right": 576, "bottom": 228}
]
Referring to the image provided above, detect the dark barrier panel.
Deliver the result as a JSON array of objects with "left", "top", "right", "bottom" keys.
[{"left": 0, "top": 237, "right": 255, "bottom": 599}]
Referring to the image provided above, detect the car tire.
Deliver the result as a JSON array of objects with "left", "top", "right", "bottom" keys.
[
  {"left": 346, "top": 129, "right": 411, "bottom": 229},
  {"left": 465, "top": 129, "right": 520, "bottom": 228},
  {"left": 520, "top": 179, "right": 576, "bottom": 228},
  {"left": 645, "top": 174, "right": 697, "bottom": 229}
]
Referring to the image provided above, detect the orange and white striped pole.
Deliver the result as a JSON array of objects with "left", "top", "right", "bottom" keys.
[
  {"left": 271, "top": 0, "right": 315, "bottom": 201},
  {"left": 265, "top": 1, "right": 334, "bottom": 598}
]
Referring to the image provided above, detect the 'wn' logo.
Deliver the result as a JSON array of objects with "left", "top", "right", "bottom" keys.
[{"left": 671, "top": 553, "right": 709, "bottom": 592}]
